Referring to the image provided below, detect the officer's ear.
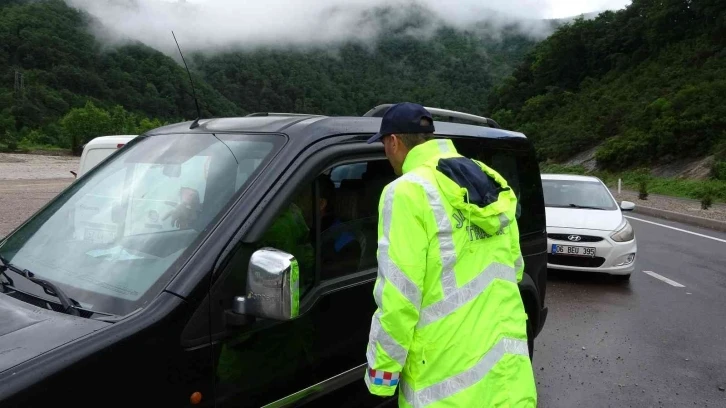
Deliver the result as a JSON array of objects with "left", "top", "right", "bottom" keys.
[{"left": 386, "top": 134, "right": 401, "bottom": 151}]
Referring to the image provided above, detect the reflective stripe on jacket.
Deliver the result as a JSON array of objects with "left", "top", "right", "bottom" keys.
[{"left": 364, "top": 138, "right": 536, "bottom": 407}]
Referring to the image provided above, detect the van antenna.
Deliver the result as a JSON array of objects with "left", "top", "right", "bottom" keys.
[{"left": 172, "top": 31, "right": 202, "bottom": 129}]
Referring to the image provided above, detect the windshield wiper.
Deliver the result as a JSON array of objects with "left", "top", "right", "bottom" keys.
[
  {"left": 1, "top": 265, "right": 13, "bottom": 290},
  {"left": 568, "top": 204, "right": 604, "bottom": 210},
  {"left": 0, "top": 255, "right": 13, "bottom": 288},
  {"left": 0, "top": 255, "right": 80, "bottom": 316}
]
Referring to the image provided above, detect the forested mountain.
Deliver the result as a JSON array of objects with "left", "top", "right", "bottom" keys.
[
  {"left": 189, "top": 20, "right": 536, "bottom": 117},
  {"left": 1, "top": 0, "right": 539, "bottom": 152},
  {"left": 1, "top": 0, "right": 239, "bottom": 151},
  {"left": 488, "top": 0, "right": 726, "bottom": 179},
  {"left": 5, "top": 0, "right": 725, "bottom": 181}
]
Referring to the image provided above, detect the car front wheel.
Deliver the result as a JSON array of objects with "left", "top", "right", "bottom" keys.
[{"left": 612, "top": 273, "right": 631, "bottom": 282}]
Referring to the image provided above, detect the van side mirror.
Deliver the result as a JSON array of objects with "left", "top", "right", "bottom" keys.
[
  {"left": 232, "top": 248, "right": 300, "bottom": 321},
  {"left": 620, "top": 201, "right": 635, "bottom": 211}
]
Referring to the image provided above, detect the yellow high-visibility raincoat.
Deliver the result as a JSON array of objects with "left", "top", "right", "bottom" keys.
[{"left": 365, "top": 138, "right": 536, "bottom": 407}]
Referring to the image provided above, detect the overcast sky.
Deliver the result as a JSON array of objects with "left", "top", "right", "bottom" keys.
[
  {"left": 544, "top": 0, "right": 631, "bottom": 18},
  {"left": 151, "top": 0, "right": 634, "bottom": 19},
  {"left": 65, "top": 0, "right": 633, "bottom": 54}
]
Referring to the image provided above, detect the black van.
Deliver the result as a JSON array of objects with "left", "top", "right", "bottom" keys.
[{"left": 0, "top": 106, "right": 547, "bottom": 408}]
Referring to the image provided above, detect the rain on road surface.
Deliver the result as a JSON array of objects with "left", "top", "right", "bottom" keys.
[
  {"left": 536, "top": 213, "right": 726, "bottom": 407},
  {"left": 1, "top": 179, "right": 725, "bottom": 407}
]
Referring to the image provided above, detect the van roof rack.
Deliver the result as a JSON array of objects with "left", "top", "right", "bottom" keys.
[
  {"left": 362, "top": 104, "right": 501, "bottom": 129},
  {"left": 245, "top": 112, "right": 322, "bottom": 117}
]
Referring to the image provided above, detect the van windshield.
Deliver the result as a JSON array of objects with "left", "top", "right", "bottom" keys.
[{"left": 0, "top": 133, "right": 283, "bottom": 316}]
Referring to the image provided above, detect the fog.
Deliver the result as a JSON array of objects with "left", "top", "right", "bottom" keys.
[{"left": 64, "top": 0, "right": 631, "bottom": 54}]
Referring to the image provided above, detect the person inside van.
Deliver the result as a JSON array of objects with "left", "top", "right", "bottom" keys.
[{"left": 315, "top": 175, "right": 361, "bottom": 278}]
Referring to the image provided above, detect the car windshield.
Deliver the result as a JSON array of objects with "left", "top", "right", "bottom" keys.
[
  {"left": 542, "top": 178, "right": 618, "bottom": 211},
  {"left": 0, "top": 132, "right": 283, "bottom": 316}
]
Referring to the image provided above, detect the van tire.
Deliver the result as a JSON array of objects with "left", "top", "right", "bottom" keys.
[{"left": 526, "top": 317, "right": 534, "bottom": 361}]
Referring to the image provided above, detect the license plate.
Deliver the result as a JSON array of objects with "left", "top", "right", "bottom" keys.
[
  {"left": 83, "top": 228, "right": 115, "bottom": 244},
  {"left": 551, "top": 244, "right": 596, "bottom": 257}
]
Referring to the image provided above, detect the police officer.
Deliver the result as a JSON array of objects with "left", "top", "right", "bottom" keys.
[{"left": 364, "top": 103, "right": 537, "bottom": 407}]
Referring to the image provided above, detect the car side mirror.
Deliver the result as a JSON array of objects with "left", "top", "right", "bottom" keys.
[
  {"left": 231, "top": 248, "right": 300, "bottom": 321},
  {"left": 620, "top": 201, "right": 635, "bottom": 211}
]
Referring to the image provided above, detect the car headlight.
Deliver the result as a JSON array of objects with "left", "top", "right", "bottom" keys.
[{"left": 610, "top": 219, "right": 634, "bottom": 242}]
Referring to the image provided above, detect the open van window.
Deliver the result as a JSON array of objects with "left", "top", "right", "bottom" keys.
[{"left": 0, "top": 133, "right": 283, "bottom": 316}]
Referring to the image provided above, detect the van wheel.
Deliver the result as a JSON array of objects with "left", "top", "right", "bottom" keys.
[{"left": 526, "top": 318, "right": 534, "bottom": 361}]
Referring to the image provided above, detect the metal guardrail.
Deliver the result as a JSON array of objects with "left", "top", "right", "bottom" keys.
[
  {"left": 610, "top": 188, "right": 726, "bottom": 209},
  {"left": 632, "top": 205, "right": 726, "bottom": 233}
]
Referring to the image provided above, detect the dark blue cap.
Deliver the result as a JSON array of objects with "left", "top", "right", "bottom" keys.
[{"left": 367, "top": 102, "right": 436, "bottom": 144}]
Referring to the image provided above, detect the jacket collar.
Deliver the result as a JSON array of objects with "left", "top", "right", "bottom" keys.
[{"left": 402, "top": 139, "right": 458, "bottom": 174}]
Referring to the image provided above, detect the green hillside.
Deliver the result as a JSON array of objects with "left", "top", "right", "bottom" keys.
[
  {"left": 488, "top": 0, "right": 726, "bottom": 180},
  {"left": 1, "top": 0, "right": 538, "bottom": 153},
  {"left": 189, "top": 16, "right": 537, "bottom": 117},
  {"left": 0, "top": 0, "right": 240, "bottom": 152}
]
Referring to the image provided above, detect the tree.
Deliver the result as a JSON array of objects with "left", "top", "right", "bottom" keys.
[
  {"left": 0, "top": 110, "right": 18, "bottom": 150},
  {"left": 60, "top": 101, "right": 113, "bottom": 153},
  {"left": 487, "top": 0, "right": 726, "bottom": 169},
  {"left": 137, "top": 118, "right": 165, "bottom": 134}
]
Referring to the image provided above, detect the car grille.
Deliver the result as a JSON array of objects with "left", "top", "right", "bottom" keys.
[
  {"left": 548, "top": 233, "right": 604, "bottom": 243},
  {"left": 548, "top": 254, "right": 606, "bottom": 268}
]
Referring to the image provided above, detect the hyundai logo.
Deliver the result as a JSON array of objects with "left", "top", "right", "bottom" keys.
[{"left": 568, "top": 235, "right": 582, "bottom": 242}]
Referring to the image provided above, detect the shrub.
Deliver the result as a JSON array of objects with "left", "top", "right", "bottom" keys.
[
  {"left": 711, "top": 160, "right": 726, "bottom": 181},
  {"left": 632, "top": 168, "right": 650, "bottom": 200},
  {"left": 539, "top": 163, "right": 587, "bottom": 175},
  {"left": 698, "top": 185, "right": 716, "bottom": 210},
  {"left": 638, "top": 181, "right": 649, "bottom": 200}
]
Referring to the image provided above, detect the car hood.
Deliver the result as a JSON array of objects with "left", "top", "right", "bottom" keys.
[
  {"left": 0, "top": 293, "right": 110, "bottom": 373},
  {"left": 545, "top": 207, "right": 623, "bottom": 231}
]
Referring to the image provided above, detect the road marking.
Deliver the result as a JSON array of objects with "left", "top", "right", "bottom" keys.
[
  {"left": 625, "top": 216, "right": 726, "bottom": 244},
  {"left": 643, "top": 271, "right": 685, "bottom": 287}
]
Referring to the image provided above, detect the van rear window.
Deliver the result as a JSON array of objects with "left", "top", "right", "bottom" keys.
[{"left": 451, "top": 137, "right": 545, "bottom": 236}]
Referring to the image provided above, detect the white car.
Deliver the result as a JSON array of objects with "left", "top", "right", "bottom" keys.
[
  {"left": 542, "top": 174, "right": 637, "bottom": 281},
  {"left": 72, "top": 135, "right": 137, "bottom": 178}
]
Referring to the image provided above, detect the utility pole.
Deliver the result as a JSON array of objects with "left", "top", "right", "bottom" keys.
[{"left": 14, "top": 70, "right": 25, "bottom": 100}]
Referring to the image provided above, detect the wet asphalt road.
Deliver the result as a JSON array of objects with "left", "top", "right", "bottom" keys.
[
  {"left": 1, "top": 179, "right": 725, "bottom": 407},
  {"left": 308, "top": 213, "right": 726, "bottom": 407},
  {"left": 535, "top": 213, "right": 726, "bottom": 407}
]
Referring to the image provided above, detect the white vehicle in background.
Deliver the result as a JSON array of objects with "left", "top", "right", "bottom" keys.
[
  {"left": 69, "top": 134, "right": 195, "bottom": 246},
  {"left": 541, "top": 174, "right": 637, "bottom": 281},
  {"left": 72, "top": 135, "right": 137, "bottom": 178}
]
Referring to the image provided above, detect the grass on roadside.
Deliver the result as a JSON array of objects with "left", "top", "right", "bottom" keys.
[
  {"left": 0, "top": 142, "right": 71, "bottom": 155},
  {"left": 539, "top": 163, "right": 726, "bottom": 203}
]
